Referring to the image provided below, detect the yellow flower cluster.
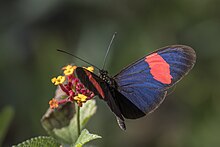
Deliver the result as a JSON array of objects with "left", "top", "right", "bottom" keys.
[
  {"left": 74, "top": 94, "right": 88, "bottom": 106},
  {"left": 51, "top": 76, "right": 65, "bottom": 85},
  {"left": 63, "top": 65, "right": 77, "bottom": 76},
  {"left": 83, "top": 66, "right": 94, "bottom": 72}
]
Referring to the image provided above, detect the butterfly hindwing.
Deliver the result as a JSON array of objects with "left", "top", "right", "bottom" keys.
[
  {"left": 113, "top": 89, "right": 146, "bottom": 119},
  {"left": 114, "top": 45, "right": 196, "bottom": 115}
]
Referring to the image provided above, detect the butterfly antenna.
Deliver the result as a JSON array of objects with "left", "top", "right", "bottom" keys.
[
  {"left": 102, "top": 32, "right": 117, "bottom": 70},
  {"left": 57, "top": 49, "right": 101, "bottom": 70}
]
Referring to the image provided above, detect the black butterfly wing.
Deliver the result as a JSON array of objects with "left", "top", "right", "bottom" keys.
[
  {"left": 113, "top": 88, "right": 146, "bottom": 119},
  {"left": 75, "top": 67, "right": 126, "bottom": 130}
]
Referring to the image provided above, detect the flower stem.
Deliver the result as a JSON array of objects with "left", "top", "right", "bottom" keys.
[{"left": 77, "top": 104, "right": 80, "bottom": 137}]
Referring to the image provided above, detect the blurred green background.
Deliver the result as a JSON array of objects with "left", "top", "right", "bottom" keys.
[{"left": 1, "top": 0, "right": 220, "bottom": 146}]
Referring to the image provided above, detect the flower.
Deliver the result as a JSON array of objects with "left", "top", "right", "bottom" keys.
[
  {"left": 49, "top": 65, "right": 95, "bottom": 108},
  {"left": 74, "top": 94, "right": 87, "bottom": 102},
  {"left": 83, "top": 66, "right": 94, "bottom": 72},
  {"left": 49, "top": 98, "right": 59, "bottom": 109},
  {"left": 62, "top": 65, "right": 72, "bottom": 70},
  {"left": 63, "top": 65, "right": 77, "bottom": 76},
  {"left": 51, "top": 76, "right": 65, "bottom": 85},
  {"left": 74, "top": 94, "right": 88, "bottom": 106}
]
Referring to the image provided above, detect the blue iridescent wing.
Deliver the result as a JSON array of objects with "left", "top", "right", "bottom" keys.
[{"left": 114, "top": 45, "right": 196, "bottom": 117}]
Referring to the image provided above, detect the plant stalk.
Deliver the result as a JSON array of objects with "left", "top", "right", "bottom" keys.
[{"left": 77, "top": 105, "right": 80, "bottom": 137}]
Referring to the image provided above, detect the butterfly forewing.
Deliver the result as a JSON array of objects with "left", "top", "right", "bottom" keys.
[
  {"left": 114, "top": 45, "right": 196, "bottom": 114},
  {"left": 75, "top": 67, "right": 125, "bottom": 122}
]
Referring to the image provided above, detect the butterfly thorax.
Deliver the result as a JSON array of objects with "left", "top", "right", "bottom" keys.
[
  {"left": 99, "top": 69, "right": 110, "bottom": 82},
  {"left": 99, "top": 69, "right": 116, "bottom": 87}
]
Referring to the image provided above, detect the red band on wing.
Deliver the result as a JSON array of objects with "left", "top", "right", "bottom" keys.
[
  {"left": 84, "top": 70, "right": 105, "bottom": 98},
  {"left": 145, "top": 53, "right": 172, "bottom": 84}
]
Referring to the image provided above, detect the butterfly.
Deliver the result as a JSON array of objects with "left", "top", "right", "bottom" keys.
[{"left": 75, "top": 45, "right": 196, "bottom": 130}]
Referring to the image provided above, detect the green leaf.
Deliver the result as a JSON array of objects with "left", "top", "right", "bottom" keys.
[
  {"left": 74, "top": 129, "right": 101, "bottom": 147},
  {"left": 42, "top": 99, "right": 97, "bottom": 144},
  {"left": 53, "top": 99, "right": 97, "bottom": 144},
  {"left": 0, "top": 106, "right": 14, "bottom": 146},
  {"left": 79, "top": 99, "right": 97, "bottom": 128},
  {"left": 12, "top": 136, "right": 60, "bottom": 147},
  {"left": 41, "top": 102, "right": 75, "bottom": 133}
]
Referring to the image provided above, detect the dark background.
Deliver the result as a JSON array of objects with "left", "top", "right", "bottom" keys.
[{"left": 1, "top": 0, "right": 220, "bottom": 146}]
